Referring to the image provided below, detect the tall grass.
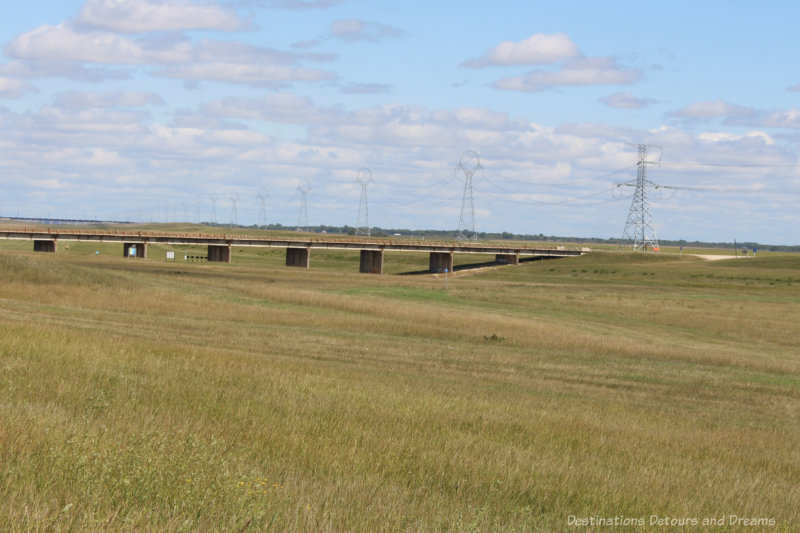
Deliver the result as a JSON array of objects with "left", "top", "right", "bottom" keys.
[{"left": 1, "top": 248, "right": 798, "bottom": 531}]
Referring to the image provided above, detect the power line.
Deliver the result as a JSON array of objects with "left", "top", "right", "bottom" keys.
[
  {"left": 489, "top": 163, "right": 639, "bottom": 188},
  {"left": 368, "top": 170, "right": 462, "bottom": 210},
  {"left": 483, "top": 191, "right": 620, "bottom": 207},
  {"left": 660, "top": 161, "right": 798, "bottom": 169},
  {"left": 482, "top": 175, "right": 614, "bottom": 206}
]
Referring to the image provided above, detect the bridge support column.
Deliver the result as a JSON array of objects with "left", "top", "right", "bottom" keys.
[
  {"left": 208, "top": 244, "right": 231, "bottom": 263},
  {"left": 359, "top": 249, "right": 384, "bottom": 274},
  {"left": 33, "top": 240, "right": 57, "bottom": 253},
  {"left": 123, "top": 242, "right": 147, "bottom": 258},
  {"left": 429, "top": 251, "right": 453, "bottom": 273},
  {"left": 495, "top": 253, "right": 519, "bottom": 265},
  {"left": 286, "top": 247, "right": 310, "bottom": 268}
]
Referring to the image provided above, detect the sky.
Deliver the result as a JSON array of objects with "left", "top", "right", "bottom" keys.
[{"left": 1, "top": 0, "right": 799, "bottom": 244}]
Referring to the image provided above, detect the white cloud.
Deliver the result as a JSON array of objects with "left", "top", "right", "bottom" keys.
[
  {"left": 0, "top": 76, "right": 36, "bottom": 98},
  {"left": 42, "top": 147, "right": 130, "bottom": 168},
  {"left": 0, "top": 59, "right": 131, "bottom": 83},
  {"left": 666, "top": 101, "right": 800, "bottom": 131},
  {"left": 599, "top": 92, "right": 656, "bottom": 109},
  {"left": 195, "top": 40, "right": 335, "bottom": 65},
  {"left": 31, "top": 106, "right": 150, "bottom": 135},
  {"left": 697, "top": 131, "right": 775, "bottom": 145},
  {"left": 155, "top": 63, "right": 335, "bottom": 86},
  {"left": 202, "top": 93, "right": 344, "bottom": 124},
  {"left": 4, "top": 25, "right": 336, "bottom": 87},
  {"left": 77, "top": 0, "right": 247, "bottom": 33},
  {"left": 249, "top": 0, "right": 349, "bottom": 9},
  {"left": 199, "top": 129, "right": 272, "bottom": 147},
  {"left": 54, "top": 90, "right": 165, "bottom": 108},
  {"left": 493, "top": 57, "right": 640, "bottom": 92},
  {"left": 462, "top": 35, "right": 641, "bottom": 92},
  {"left": 668, "top": 100, "right": 758, "bottom": 120},
  {"left": 760, "top": 109, "right": 800, "bottom": 129},
  {"left": 554, "top": 122, "right": 638, "bottom": 140},
  {"left": 340, "top": 82, "right": 391, "bottom": 95},
  {"left": 294, "top": 18, "right": 404, "bottom": 48},
  {"left": 462, "top": 33, "right": 580, "bottom": 68},
  {"left": 328, "top": 18, "right": 404, "bottom": 42},
  {"left": 432, "top": 108, "right": 515, "bottom": 131},
  {"left": 5, "top": 23, "right": 192, "bottom": 64}
]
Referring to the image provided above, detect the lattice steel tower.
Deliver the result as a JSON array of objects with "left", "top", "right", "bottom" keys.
[
  {"left": 620, "top": 144, "right": 662, "bottom": 252},
  {"left": 457, "top": 150, "right": 482, "bottom": 241},
  {"left": 229, "top": 192, "right": 239, "bottom": 226},
  {"left": 296, "top": 181, "right": 311, "bottom": 232},
  {"left": 354, "top": 168, "right": 374, "bottom": 236},
  {"left": 257, "top": 187, "right": 270, "bottom": 228},
  {"left": 208, "top": 195, "right": 218, "bottom": 224}
]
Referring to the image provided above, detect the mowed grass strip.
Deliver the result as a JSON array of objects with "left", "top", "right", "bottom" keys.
[{"left": 1, "top": 250, "right": 799, "bottom": 531}]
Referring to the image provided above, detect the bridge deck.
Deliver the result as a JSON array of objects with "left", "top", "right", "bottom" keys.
[{"left": 0, "top": 227, "right": 584, "bottom": 257}]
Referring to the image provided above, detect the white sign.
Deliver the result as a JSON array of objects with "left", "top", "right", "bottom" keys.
[{"left": 166, "top": 251, "right": 175, "bottom": 260}]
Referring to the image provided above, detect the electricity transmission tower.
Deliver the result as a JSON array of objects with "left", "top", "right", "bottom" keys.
[
  {"left": 209, "top": 195, "right": 218, "bottom": 225},
  {"left": 617, "top": 144, "right": 663, "bottom": 252},
  {"left": 257, "top": 187, "right": 270, "bottom": 228},
  {"left": 229, "top": 192, "right": 240, "bottom": 226},
  {"left": 296, "top": 181, "right": 311, "bottom": 232},
  {"left": 354, "top": 168, "right": 374, "bottom": 236},
  {"left": 457, "top": 150, "right": 482, "bottom": 241}
]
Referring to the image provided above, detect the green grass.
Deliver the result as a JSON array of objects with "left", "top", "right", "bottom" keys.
[{"left": 1, "top": 241, "right": 799, "bottom": 531}]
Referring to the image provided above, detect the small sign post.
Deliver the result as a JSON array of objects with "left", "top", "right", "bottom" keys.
[{"left": 444, "top": 268, "right": 448, "bottom": 290}]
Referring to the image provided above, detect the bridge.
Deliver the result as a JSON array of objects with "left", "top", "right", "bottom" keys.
[{"left": 0, "top": 227, "right": 585, "bottom": 274}]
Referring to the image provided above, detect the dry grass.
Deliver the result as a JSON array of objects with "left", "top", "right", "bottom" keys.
[{"left": 1, "top": 245, "right": 799, "bottom": 531}]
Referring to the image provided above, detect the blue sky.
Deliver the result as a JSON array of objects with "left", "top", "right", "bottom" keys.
[{"left": 1, "top": 0, "right": 799, "bottom": 244}]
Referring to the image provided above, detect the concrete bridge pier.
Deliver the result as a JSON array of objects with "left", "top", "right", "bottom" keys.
[
  {"left": 33, "top": 240, "right": 57, "bottom": 253},
  {"left": 286, "top": 247, "right": 310, "bottom": 268},
  {"left": 429, "top": 251, "right": 453, "bottom": 273},
  {"left": 495, "top": 253, "right": 519, "bottom": 265},
  {"left": 208, "top": 244, "right": 231, "bottom": 263},
  {"left": 123, "top": 242, "right": 147, "bottom": 258},
  {"left": 359, "top": 249, "right": 384, "bottom": 274}
]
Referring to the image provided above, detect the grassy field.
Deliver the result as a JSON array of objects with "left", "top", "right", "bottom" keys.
[{"left": 1, "top": 236, "right": 799, "bottom": 531}]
